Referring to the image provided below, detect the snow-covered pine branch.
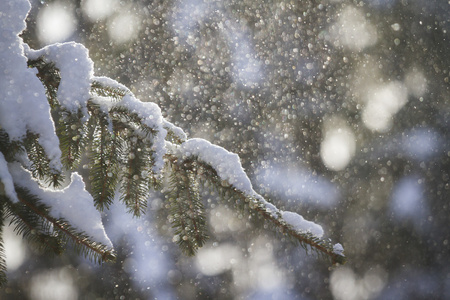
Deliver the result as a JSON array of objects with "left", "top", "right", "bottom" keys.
[{"left": 0, "top": 0, "right": 345, "bottom": 287}]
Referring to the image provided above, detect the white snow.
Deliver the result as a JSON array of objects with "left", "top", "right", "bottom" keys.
[
  {"left": 26, "top": 42, "right": 94, "bottom": 115},
  {"left": 9, "top": 163, "right": 112, "bottom": 248},
  {"left": 0, "top": 0, "right": 62, "bottom": 172},
  {"left": 177, "top": 138, "right": 254, "bottom": 194},
  {"left": 333, "top": 243, "right": 344, "bottom": 256},
  {"left": 263, "top": 202, "right": 280, "bottom": 218},
  {"left": 281, "top": 211, "right": 324, "bottom": 238}
]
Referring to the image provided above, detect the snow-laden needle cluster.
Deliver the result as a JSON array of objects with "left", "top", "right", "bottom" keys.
[{"left": 0, "top": 0, "right": 345, "bottom": 287}]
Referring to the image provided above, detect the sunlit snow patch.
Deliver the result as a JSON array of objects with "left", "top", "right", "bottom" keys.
[
  {"left": 176, "top": 138, "right": 254, "bottom": 194},
  {"left": 26, "top": 42, "right": 94, "bottom": 114},
  {"left": 0, "top": 2, "right": 62, "bottom": 171},
  {"left": 36, "top": 2, "right": 77, "bottom": 45},
  {"left": 281, "top": 211, "right": 324, "bottom": 237}
]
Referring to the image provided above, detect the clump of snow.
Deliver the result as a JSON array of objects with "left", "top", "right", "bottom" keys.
[
  {"left": 177, "top": 138, "right": 254, "bottom": 195},
  {"left": 263, "top": 202, "right": 280, "bottom": 219},
  {"left": 333, "top": 243, "right": 344, "bottom": 256},
  {"left": 9, "top": 163, "right": 112, "bottom": 248},
  {"left": 281, "top": 211, "right": 324, "bottom": 238},
  {"left": 26, "top": 42, "right": 94, "bottom": 115},
  {"left": 0, "top": 0, "right": 62, "bottom": 172}
]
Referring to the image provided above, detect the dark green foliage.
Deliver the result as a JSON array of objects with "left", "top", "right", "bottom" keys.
[
  {"left": 57, "top": 109, "right": 88, "bottom": 170},
  {"left": 0, "top": 130, "right": 25, "bottom": 163},
  {"left": 91, "top": 80, "right": 127, "bottom": 101},
  {"left": 167, "top": 160, "right": 208, "bottom": 256},
  {"left": 27, "top": 58, "right": 60, "bottom": 108},
  {"left": 0, "top": 199, "right": 7, "bottom": 287},
  {"left": 119, "top": 136, "right": 152, "bottom": 216},
  {"left": 109, "top": 105, "right": 159, "bottom": 170},
  {"left": 88, "top": 105, "right": 123, "bottom": 211},
  {"left": 3, "top": 187, "right": 65, "bottom": 256},
  {"left": 23, "top": 132, "right": 64, "bottom": 188}
]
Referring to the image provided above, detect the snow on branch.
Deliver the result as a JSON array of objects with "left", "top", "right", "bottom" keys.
[
  {"left": 8, "top": 163, "right": 112, "bottom": 248},
  {"left": 168, "top": 139, "right": 345, "bottom": 264},
  {"left": 0, "top": 0, "right": 345, "bottom": 286},
  {"left": 25, "top": 42, "right": 93, "bottom": 114}
]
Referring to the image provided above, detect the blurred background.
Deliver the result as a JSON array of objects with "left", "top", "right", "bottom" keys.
[{"left": 2, "top": 0, "right": 449, "bottom": 299}]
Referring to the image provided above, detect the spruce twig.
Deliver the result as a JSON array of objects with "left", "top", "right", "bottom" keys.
[
  {"left": 12, "top": 186, "right": 115, "bottom": 263},
  {"left": 166, "top": 160, "right": 208, "bottom": 255},
  {"left": 0, "top": 199, "right": 7, "bottom": 286}
]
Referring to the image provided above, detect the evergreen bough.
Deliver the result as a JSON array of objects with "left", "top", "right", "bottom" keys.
[{"left": 0, "top": 12, "right": 345, "bottom": 287}]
